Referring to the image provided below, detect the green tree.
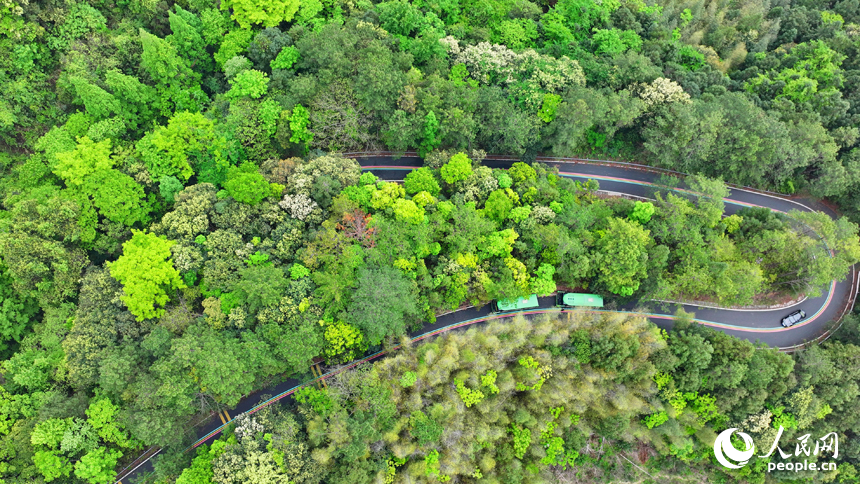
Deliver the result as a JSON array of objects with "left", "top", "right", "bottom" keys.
[
  {"left": 440, "top": 152, "right": 472, "bottom": 184},
  {"left": 52, "top": 136, "right": 114, "bottom": 187},
  {"left": 233, "top": 264, "right": 288, "bottom": 315},
  {"left": 86, "top": 397, "right": 133, "bottom": 448},
  {"left": 484, "top": 189, "right": 515, "bottom": 223},
  {"left": 419, "top": 111, "right": 440, "bottom": 157},
  {"left": 629, "top": 201, "right": 655, "bottom": 224},
  {"left": 82, "top": 170, "right": 149, "bottom": 226},
  {"left": 136, "top": 111, "right": 226, "bottom": 182},
  {"left": 271, "top": 45, "right": 300, "bottom": 70},
  {"left": 74, "top": 446, "right": 122, "bottom": 484},
  {"left": 348, "top": 266, "right": 420, "bottom": 345},
  {"left": 108, "top": 231, "right": 186, "bottom": 321},
  {"left": 221, "top": 0, "right": 300, "bottom": 27},
  {"left": 404, "top": 167, "right": 440, "bottom": 196},
  {"left": 139, "top": 29, "right": 205, "bottom": 116},
  {"left": 226, "top": 70, "right": 269, "bottom": 99},
  {"left": 0, "top": 264, "right": 38, "bottom": 357},
  {"left": 392, "top": 199, "right": 426, "bottom": 225},
  {"left": 103, "top": 69, "right": 158, "bottom": 133},
  {"left": 69, "top": 77, "right": 120, "bottom": 121},
  {"left": 289, "top": 104, "right": 314, "bottom": 153},
  {"left": 595, "top": 217, "right": 651, "bottom": 296},
  {"left": 223, "top": 163, "right": 273, "bottom": 205},
  {"left": 167, "top": 6, "right": 212, "bottom": 74}
]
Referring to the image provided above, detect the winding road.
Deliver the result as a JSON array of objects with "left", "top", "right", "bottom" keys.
[{"left": 113, "top": 155, "right": 857, "bottom": 484}]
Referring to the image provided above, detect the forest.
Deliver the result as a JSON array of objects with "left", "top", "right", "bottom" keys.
[{"left": 2, "top": 0, "right": 860, "bottom": 481}]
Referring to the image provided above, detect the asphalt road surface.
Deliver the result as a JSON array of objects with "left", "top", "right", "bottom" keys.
[{"left": 114, "top": 155, "right": 856, "bottom": 484}]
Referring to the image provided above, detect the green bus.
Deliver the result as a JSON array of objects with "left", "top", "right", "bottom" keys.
[
  {"left": 555, "top": 292, "right": 604, "bottom": 308},
  {"left": 494, "top": 294, "right": 540, "bottom": 312}
]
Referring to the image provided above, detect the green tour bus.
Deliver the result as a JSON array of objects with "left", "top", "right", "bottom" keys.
[
  {"left": 555, "top": 292, "right": 604, "bottom": 308},
  {"left": 494, "top": 294, "right": 540, "bottom": 312}
]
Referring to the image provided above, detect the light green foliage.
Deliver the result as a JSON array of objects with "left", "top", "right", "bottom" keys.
[
  {"left": 723, "top": 214, "right": 742, "bottom": 233},
  {"left": 136, "top": 111, "right": 226, "bottom": 182},
  {"left": 642, "top": 411, "right": 668, "bottom": 429},
  {"left": 412, "top": 191, "right": 437, "bottom": 207},
  {"left": 371, "top": 182, "right": 406, "bottom": 210},
  {"left": 404, "top": 167, "right": 441, "bottom": 196},
  {"left": 359, "top": 172, "right": 378, "bottom": 186},
  {"left": 52, "top": 136, "right": 114, "bottom": 187},
  {"left": 35, "top": 126, "right": 77, "bottom": 165},
  {"left": 425, "top": 449, "right": 441, "bottom": 477},
  {"left": 510, "top": 425, "right": 531, "bottom": 459},
  {"left": 440, "top": 153, "right": 472, "bottom": 184},
  {"left": 33, "top": 449, "right": 73, "bottom": 482},
  {"left": 227, "top": 69, "right": 269, "bottom": 99},
  {"left": 83, "top": 170, "right": 149, "bottom": 226},
  {"left": 745, "top": 41, "right": 844, "bottom": 104},
  {"left": 538, "top": 93, "right": 562, "bottom": 123},
  {"left": 508, "top": 162, "right": 536, "bottom": 185},
  {"left": 86, "top": 398, "right": 133, "bottom": 447},
  {"left": 31, "top": 418, "right": 71, "bottom": 449},
  {"left": 591, "top": 28, "right": 643, "bottom": 56},
  {"left": 108, "top": 230, "right": 186, "bottom": 321},
  {"left": 289, "top": 104, "right": 314, "bottom": 152},
  {"left": 481, "top": 370, "right": 499, "bottom": 394},
  {"left": 595, "top": 217, "right": 651, "bottom": 296},
  {"left": 479, "top": 228, "right": 518, "bottom": 259},
  {"left": 400, "top": 371, "right": 417, "bottom": 388},
  {"left": 628, "top": 201, "right": 655, "bottom": 224},
  {"left": 271, "top": 45, "right": 300, "bottom": 70},
  {"left": 484, "top": 189, "right": 514, "bottom": 223},
  {"left": 223, "top": 163, "right": 272, "bottom": 205},
  {"left": 321, "top": 319, "right": 367, "bottom": 362},
  {"left": 175, "top": 442, "right": 226, "bottom": 484},
  {"left": 508, "top": 205, "right": 532, "bottom": 223},
  {"left": 392, "top": 198, "right": 426, "bottom": 225},
  {"left": 454, "top": 379, "right": 485, "bottom": 407},
  {"left": 74, "top": 446, "right": 122, "bottom": 484},
  {"left": 295, "top": 386, "right": 335, "bottom": 416},
  {"left": 419, "top": 111, "right": 440, "bottom": 157},
  {"left": 290, "top": 263, "right": 311, "bottom": 279},
  {"left": 214, "top": 28, "right": 254, "bottom": 67},
  {"left": 530, "top": 263, "right": 556, "bottom": 296},
  {"left": 493, "top": 18, "right": 538, "bottom": 49},
  {"left": 221, "top": 0, "right": 300, "bottom": 27}
]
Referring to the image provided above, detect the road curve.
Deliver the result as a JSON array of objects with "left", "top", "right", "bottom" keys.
[{"left": 113, "top": 155, "right": 856, "bottom": 484}]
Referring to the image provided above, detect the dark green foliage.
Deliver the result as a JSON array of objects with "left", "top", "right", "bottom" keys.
[{"left": 348, "top": 265, "right": 420, "bottom": 345}]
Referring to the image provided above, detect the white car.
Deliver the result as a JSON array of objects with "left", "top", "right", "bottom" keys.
[{"left": 781, "top": 310, "right": 806, "bottom": 327}]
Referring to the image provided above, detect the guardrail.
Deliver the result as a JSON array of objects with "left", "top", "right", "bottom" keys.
[
  {"left": 340, "top": 151, "right": 793, "bottom": 198},
  {"left": 779, "top": 263, "right": 859, "bottom": 352},
  {"left": 347, "top": 150, "right": 858, "bottom": 352}
]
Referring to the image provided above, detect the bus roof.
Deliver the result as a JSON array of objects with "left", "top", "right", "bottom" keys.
[
  {"left": 561, "top": 293, "right": 604, "bottom": 307},
  {"left": 496, "top": 294, "right": 539, "bottom": 311}
]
